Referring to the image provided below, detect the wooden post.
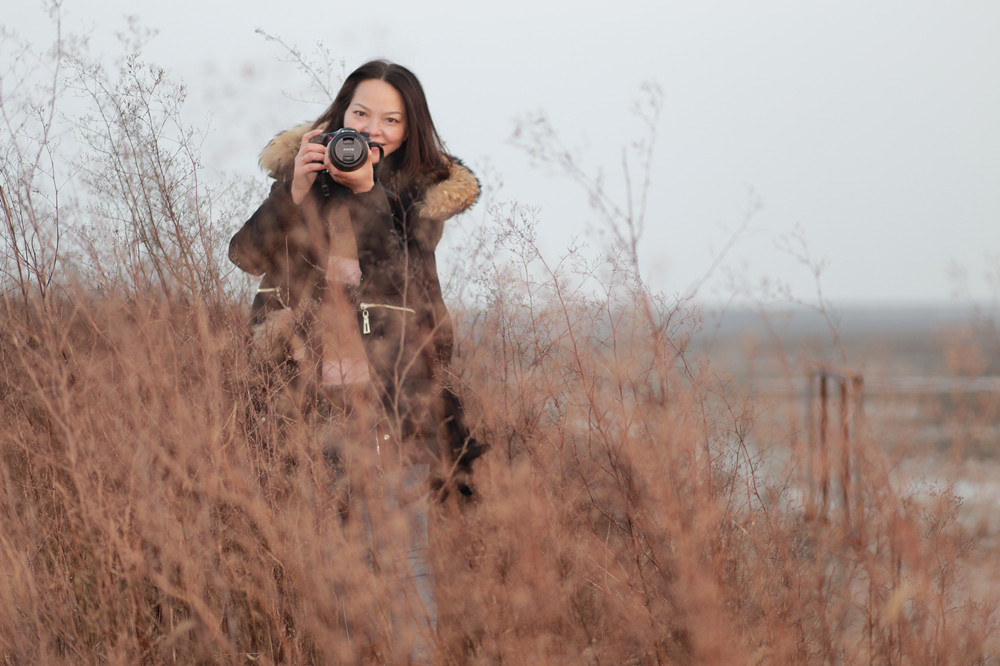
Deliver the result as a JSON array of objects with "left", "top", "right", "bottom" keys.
[{"left": 807, "top": 363, "right": 864, "bottom": 529}]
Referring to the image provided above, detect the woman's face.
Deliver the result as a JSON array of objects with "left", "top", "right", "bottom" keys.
[{"left": 343, "top": 78, "right": 407, "bottom": 163}]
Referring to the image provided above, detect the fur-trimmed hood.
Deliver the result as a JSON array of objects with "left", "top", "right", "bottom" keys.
[{"left": 259, "top": 124, "right": 479, "bottom": 223}]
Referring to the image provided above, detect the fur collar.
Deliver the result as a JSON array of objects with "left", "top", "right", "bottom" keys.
[
  {"left": 259, "top": 124, "right": 479, "bottom": 222},
  {"left": 259, "top": 123, "right": 312, "bottom": 181}
]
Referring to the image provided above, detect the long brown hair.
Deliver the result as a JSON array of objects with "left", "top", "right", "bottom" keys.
[{"left": 312, "top": 60, "right": 450, "bottom": 186}]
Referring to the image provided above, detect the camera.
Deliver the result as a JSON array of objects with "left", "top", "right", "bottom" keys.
[{"left": 309, "top": 128, "right": 376, "bottom": 172}]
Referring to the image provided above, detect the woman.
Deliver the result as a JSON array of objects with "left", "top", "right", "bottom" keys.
[
  {"left": 229, "top": 60, "right": 487, "bottom": 485},
  {"left": 229, "top": 60, "right": 487, "bottom": 662}
]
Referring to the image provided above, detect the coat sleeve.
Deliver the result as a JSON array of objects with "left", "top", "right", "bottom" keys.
[{"left": 228, "top": 181, "right": 302, "bottom": 276}]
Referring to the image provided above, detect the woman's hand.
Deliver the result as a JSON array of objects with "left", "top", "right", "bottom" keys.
[
  {"left": 290, "top": 129, "right": 329, "bottom": 204},
  {"left": 326, "top": 149, "right": 376, "bottom": 195}
]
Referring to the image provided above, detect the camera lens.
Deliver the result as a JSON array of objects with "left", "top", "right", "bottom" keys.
[{"left": 328, "top": 130, "right": 369, "bottom": 171}]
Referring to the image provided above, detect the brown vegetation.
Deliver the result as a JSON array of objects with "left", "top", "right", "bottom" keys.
[{"left": 1, "top": 20, "right": 997, "bottom": 665}]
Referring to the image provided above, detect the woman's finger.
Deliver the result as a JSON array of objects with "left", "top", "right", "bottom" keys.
[{"left": 300, "top": 128, "right": 325, "bottom": 146}]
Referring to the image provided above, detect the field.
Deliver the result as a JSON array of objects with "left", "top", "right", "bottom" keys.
[
  {"left": 700, "top": 304, "right": 1000, "bottom": 629},
  {"left": 3, "top": 33, "right": 999, "bottom": 665},
  {"left": 3, "top": 260, "right": 998, "bottom": 665},
  {"left": 699, "top": 304, "right": 1000, "bottom": 519}
]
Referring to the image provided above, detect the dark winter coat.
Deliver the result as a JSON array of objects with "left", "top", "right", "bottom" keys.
[{"left": 229, "top": 124, "right": 485, "bottom": 475}]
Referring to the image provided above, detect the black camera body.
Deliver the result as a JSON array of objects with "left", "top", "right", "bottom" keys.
[{"left": 309, "top": 128, "right": 375, "bottom": 172}]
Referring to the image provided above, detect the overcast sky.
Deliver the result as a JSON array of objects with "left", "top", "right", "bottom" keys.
[{"left": 10, "top": 0, "right": 1000, "bottom": 308}]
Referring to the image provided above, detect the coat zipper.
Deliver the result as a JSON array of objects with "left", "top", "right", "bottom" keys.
[{"left": 359, "top": 302, "right": 416, "bottom": 335}]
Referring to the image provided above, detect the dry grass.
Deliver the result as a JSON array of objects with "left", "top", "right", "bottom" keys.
[
  {"left": 2, "top": 23, "right": 998, "bottom": 665},
  {"left": 2, "top": 237, "right": 997, "bottom": 664}
]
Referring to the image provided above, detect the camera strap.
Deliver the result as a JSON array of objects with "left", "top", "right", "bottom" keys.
[{"left": 372, "top": 144, "right": 385, "bottom": 182}]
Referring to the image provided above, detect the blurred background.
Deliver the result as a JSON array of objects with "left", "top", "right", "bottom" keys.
[{"left": 12, "top": 0, "right": 1000, "bottom": 308}]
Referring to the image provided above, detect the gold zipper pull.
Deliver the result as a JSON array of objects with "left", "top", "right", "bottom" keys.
[{"left": 361, "top": 305, "right": 371, "bottom": 335}]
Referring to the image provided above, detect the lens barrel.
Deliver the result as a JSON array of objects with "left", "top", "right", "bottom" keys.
[{"left": 309, "top": 128, "right": 371, "bottom": 172}]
